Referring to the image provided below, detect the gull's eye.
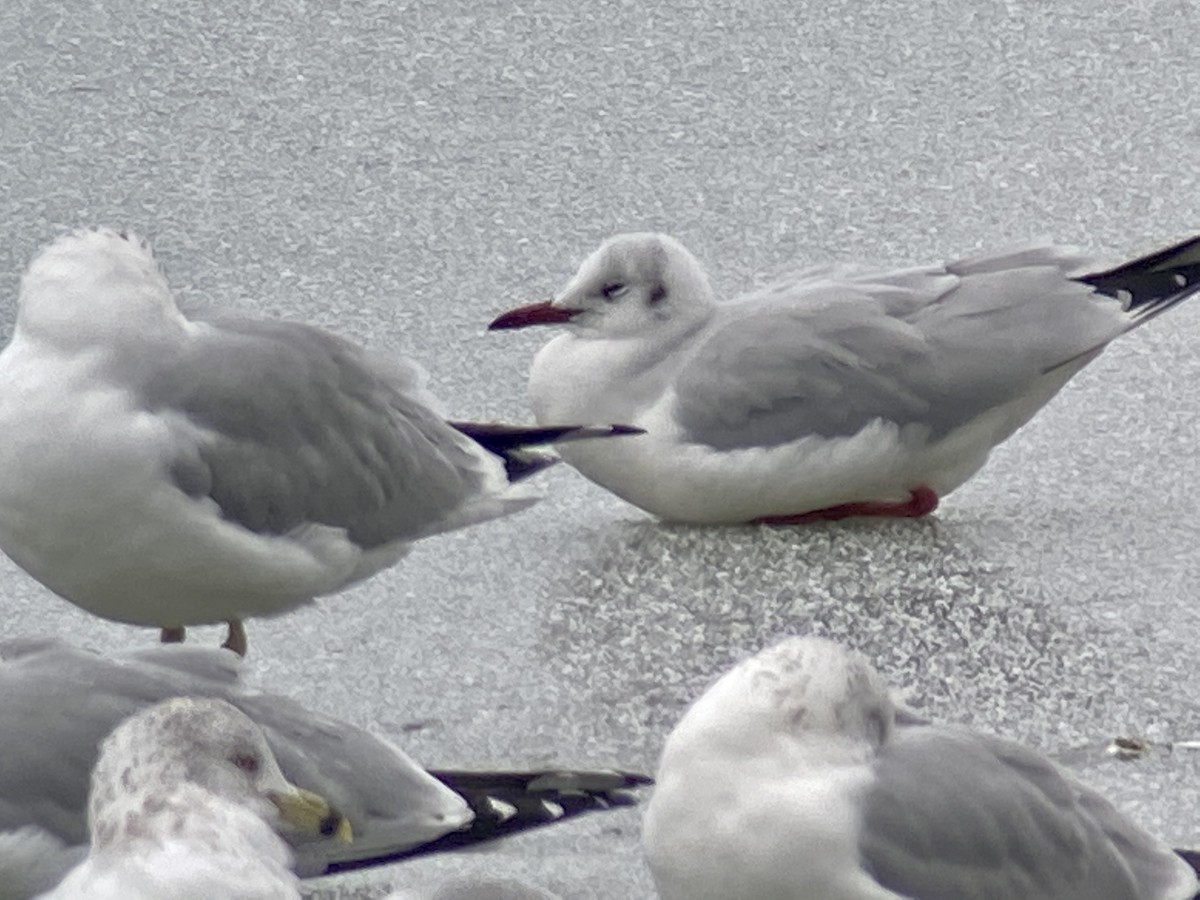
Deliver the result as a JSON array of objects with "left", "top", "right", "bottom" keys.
[
  {"left": 232, "top": 752, "right": 260, "bottom": 774},
  {"left": 600, "top": 282, "right": 625, "bottom": 300}
]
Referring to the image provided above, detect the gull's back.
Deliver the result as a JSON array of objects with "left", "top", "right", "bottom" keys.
[{"left": 858, "top": 720, "right": 1198, "bottom": 900}]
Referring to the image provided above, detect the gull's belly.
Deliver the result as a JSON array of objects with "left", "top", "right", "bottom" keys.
[{"left": 529, "top": 330, "right": 1083, "bottom": 521}]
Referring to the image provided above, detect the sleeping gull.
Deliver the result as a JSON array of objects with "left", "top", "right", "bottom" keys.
[
  {"left": 0, "top": 228, "right": 638, "bottom": 654},
  {"left": 490, "top": 232, "right": 1200, "bottom": 523},
  {"left": 0, "top": 637, "right": 650, "bottom": 898},
  {"left": 37, "top": 696, "right": 350, "bottom": 900},
  {"left": 642, "top": 636, "right": 1199, "bottom": 900}
]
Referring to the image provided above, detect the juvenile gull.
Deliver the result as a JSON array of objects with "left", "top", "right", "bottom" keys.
[
  {"left": 642, "top": 636, "right": 1199, "bottom": 900},
  {"left": 37, "top": 696, "right": 350, "bottom": 900},
  {"left": 0, "top": 228, "right": 637, "bottom": 653},
  {"left": 0, "top": 637, "right": 650, "bottom": 898},
  {"left": 490, "top": 232, "right": 1200, "bottom": 523}
]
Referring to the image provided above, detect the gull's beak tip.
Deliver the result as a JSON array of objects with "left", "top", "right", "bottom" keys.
[
  {"left": 329, "top": 814, "right": 354, "bottom": 844},
  {"left": 272, "top": 786, "right": 353, "bottom": 844},
  {"left": 488, "top": 300, "right": 578, "bottom": 331}
]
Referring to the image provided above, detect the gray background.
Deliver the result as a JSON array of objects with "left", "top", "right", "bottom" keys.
[{"left": 2, "top": 0, "right": 1199, "bottom": 897}]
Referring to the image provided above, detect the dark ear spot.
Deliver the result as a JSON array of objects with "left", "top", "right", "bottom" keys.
[
  {"left": 649, "top": 283, "right": 668, "bottom": 305},
  {"left": 232, "top": 752, "right": 260, "bottom": 774}
]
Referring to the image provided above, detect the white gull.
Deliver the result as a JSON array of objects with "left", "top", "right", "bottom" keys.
[
  {"left": 642, "top": 635, "right": 1199, "bottom": 900},
  {"left": 0, "top": 228, "right": 637, "bottom": 653},
  {"left": 490, "top": 233, "right": 1200, "bottom": 523},
  {"left": 36, "top": 696, "right": 349, "bottom": 900}
]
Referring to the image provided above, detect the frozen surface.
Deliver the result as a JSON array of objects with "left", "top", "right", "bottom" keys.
[{"left": 1, "top": 1, "right": 1199, "bottom": 897}]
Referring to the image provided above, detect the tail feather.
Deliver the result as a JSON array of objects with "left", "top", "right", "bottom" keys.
[
  {"left": 450, "top": 422, "right": 645, "bottom": 483},
  {"left": 450, "top": 422, "right": 644, "bottom": 451},
  {"left": 325, "top": 768, "right": 652, "bottom": 874},
  {"left": 1076, "top": 233, "right": 1200, "bottom": 325}
]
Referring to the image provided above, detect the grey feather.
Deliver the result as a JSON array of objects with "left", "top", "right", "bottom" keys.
[
  {"left": 672, "top": 246, "right": 1173, "bottom": 449},
  {"left": 858, "top": 722, "right": 1195, "bottom": 900},
  {"left": 0, "top": 637, "right": 467, "bottom": 882},
  {"left": 138, "top": 317, "right": 495, "bottom": 548}
]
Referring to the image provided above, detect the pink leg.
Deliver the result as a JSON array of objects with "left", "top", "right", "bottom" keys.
[
  {"left": 222, "top": 620, "right": 248, "bottom": 657},
  {"left": 752, "top": 486, "right": 939, "bottom": 525}
]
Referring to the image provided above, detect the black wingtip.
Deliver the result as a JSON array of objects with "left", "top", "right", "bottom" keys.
[
  {"left": 426, "top": 767, "right": 653, "bottom": 844},
  {"left": 1076, "top": 233, "right": 1200, "bottom": 320},
  {"left": 323, "top": 768, "right": 653, "bottom": 874},
  {"left": 448, "top": 421, "right": 644, "bottom": 482},
  {"left": 608, "top": 423, "right": 648, "bottom": 436},
  {"left": 500, "top": 449, "right": 560, "bottom": 482},
  {"left": 450, "top": 421, "right": 645, "bottom": 449}
]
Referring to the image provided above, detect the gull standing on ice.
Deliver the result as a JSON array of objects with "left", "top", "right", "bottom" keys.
[
  {"left": 490, "top": 233, "right": 1200, "bottom": 523},
  {"left": 0, "top": 229, "right": 638, "bottom": 654},
  {"left": 38, "top": 696, "right": 351, "bottom": 900},
  {"left": 642, "top": 636, "right": 1199, "bottom": 900}
]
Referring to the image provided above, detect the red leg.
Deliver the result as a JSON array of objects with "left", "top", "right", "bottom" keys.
[{"left": 752, "top": 486, "right": 939, "bottom": 525}]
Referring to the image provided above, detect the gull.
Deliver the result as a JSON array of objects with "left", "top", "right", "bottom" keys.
[
  {"left": 0, "top": 229, "right": 639, "bottom": 654},
  {"left": 490, "top": 233, "right": 1200, "bottom": 523},
  {"left": 0, "top": 637, "right": 650, "bottom": 899},
  {"left": 37, "top": 696, "right": 350, "bottom": 900},
  {"left": 642, "top": 635, "right": 1199, "bottom": 900}
]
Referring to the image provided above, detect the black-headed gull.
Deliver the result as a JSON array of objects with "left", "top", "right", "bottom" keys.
[
  {"left": 0, "top": 637, "right": 650, "bottom": 898},
  {"left": 0, "top": 229, "right": 639, "bottom": 654},
  {"left": 490, "top": 233, "right": 1200, "bottom": 523},
  {"left": 642, "top": 636, "right": 1198, "bottom": 900},
  {"left": 38, "top": 696, "right": 350, "bottom": 900}
]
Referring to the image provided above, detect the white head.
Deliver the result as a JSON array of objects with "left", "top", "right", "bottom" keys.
[
  {"left": 489, "top": 233, "right": 717, "bottom": 341},
  {"left": 87, "top": 697, "right": 350, "bottom": 850},
  {"left": 666, "top": 637, "right": 895, "bottom": 766},
  {"left": 16, "top": 228, "right": 187, "bottom": 349}
]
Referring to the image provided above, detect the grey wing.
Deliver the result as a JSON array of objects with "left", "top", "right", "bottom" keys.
[
  {"left": 0, "top": 638, "right": 243, "bottom": 845},
  {"left": 141, "top": 318, "right": 502, "bottom": 548},
  {"left": 126, "top": 646, "right": 470, "bottom": 865},
  {"left": 232, "top": 691, "right": 469, "bottom": 869},
  {"left": 673, "top": 287, "right": 944, "bottom": 449},
  {"left": 673, "top": 249, "right": 1127, "bottom": 450},
  {"left": 857, "top": 724, "right": 1196, "bottom": 900},
  {"left": 0, "top": 639, "right": 467, "bottom": 871}
]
